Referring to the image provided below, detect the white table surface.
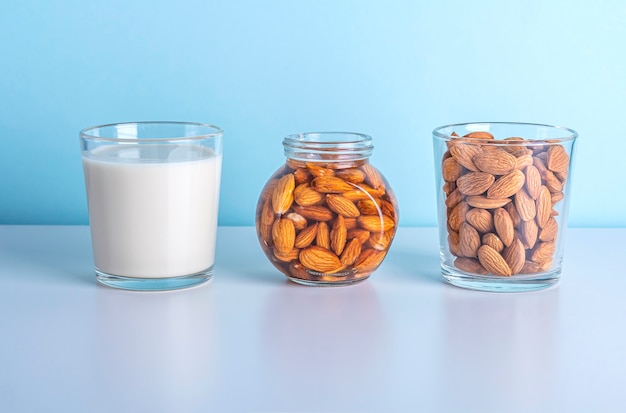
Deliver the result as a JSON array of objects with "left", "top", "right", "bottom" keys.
[{"left": 0, "top": 225, "right": 624, "bottom": 413}]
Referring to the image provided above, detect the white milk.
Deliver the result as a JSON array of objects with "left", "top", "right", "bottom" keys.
[{"left": 83, "top": 144, "right": 222, "bottom": 278}]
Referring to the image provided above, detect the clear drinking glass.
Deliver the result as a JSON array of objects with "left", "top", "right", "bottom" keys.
[
  {"left": 433, "top": 122, "right": 577, "bottom": 292},
  {"left": 80, "top": 121, "right": 223, "bottom": 291}
]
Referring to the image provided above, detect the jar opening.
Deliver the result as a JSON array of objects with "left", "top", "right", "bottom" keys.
[{"left": 283, "top": 132, "right": 374, "bottom": 162}]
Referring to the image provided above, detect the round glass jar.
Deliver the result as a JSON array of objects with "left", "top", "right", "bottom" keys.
[{"left": 255, "top": 132, "right": 399, "bottom": 286}]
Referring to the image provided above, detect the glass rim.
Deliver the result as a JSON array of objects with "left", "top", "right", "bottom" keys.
[
  {"left": 79, "top": 121, "right": 223, "bottom": 143},
  {"left": 432, "top": 121, "right": 578, "bottom": 143},
  {"left": 283, "top": 131, "right": 373, "bottom": 147}
]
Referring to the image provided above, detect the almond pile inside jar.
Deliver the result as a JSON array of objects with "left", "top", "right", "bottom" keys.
[
  {"left": 442, "top": 131, "right": 570, "bottom": 276},
  {"left": 256, "top": 155, "right": 399, "bottom": 284}
]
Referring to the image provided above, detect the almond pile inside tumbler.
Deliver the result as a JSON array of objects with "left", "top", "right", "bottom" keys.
[
  {"left": 442, "top": 131, "right": 570, "bottom": 276},
  {"left": 256, "top": 159, "right": 398, "bottom": 283}
]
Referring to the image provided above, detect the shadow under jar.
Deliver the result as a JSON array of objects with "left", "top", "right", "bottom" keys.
[
  {"left": 255, "top": 132, "right": 399, "bottom": 286},
  {"left": 433, "top": 122, "right": 578, "bottom": 292}
]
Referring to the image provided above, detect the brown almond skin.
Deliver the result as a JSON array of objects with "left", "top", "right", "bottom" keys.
[
  {"left": 487, "top": 169, "right": 525, "bottom": 199},
  {"left": 503, "top": 238, "right": 525, "bottom": 274},
  {"left": 524, "top": 165, "right": 542, "bottom": 200},
  {"left": 457, "top": 172, "right": 495, "bottom": 196},
  {"left": 477, "top": 245, "right": 512, "bottom": 276},
  {"left": 536, "top": 185, "right": 552, "bottom": 228},
  {"left": 515, "top": 188, "right": 536, "bottom": 222},
  {"left": 546, "top": 145, "right": 570, "bottom": 173},
  {"left": 473, "top": 149, "right": 517, "bottom": 175},
  {"left": 272, "top": 219, "right": 295, "bottom": 255},
  {"left": 466, "top": 208, "right": 494, "bottom": 233},
  {"left": 299, "top": 246, "right": 342, "bottom": 273},
  {"left": 442, "top": 157, "right": 463, "bottom": 182},
  {"left": 272, "top": 173, "right": 295, "bottom": 214},
  {"left": 454, "top": 257, "right": 488, "bottom": 274},
  {"left": 493, "top": 208, "right": 515, "bottom": 247},
  {"left": 450, "top": 143, "right": 482, "bottom": 171},
  {"left": 482, "top": 232, "right": 504, "bottom": 252},
  {"left": 459, "top": 222, "right": 481, "bottom": 257},
  {"left": 466, "top": 196, "right": 511, "bottom": 209},
  {"left": 326, "top": 194, "right": 361, "bottom": 218}
]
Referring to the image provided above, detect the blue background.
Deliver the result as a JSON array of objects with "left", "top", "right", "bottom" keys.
[{"left": 1, "top": 0, "right": 624, "bottom": 227}]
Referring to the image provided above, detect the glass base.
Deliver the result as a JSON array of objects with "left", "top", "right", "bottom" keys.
[
  {"left": 287, "top": 275, "right": 370, "bottom": 287},
  {"left": 441, "top": 265, "right": 559, "bottom": 293},
  {"left": 95, "top": 266, "right": 213, "bottom": 291}
]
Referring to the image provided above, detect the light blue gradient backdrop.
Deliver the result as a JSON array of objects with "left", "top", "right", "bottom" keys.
[{"left": 1, "top": 0, "right": 624, "bottom": 226}]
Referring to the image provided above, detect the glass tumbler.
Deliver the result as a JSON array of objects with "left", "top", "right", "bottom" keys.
[
  {"left": 255, "top": 132, "right": 399, "bottom": 286},
  {"left": 433, "top": 122, "right": 577, "bottom": 292},
  {"left": 80, "top": 121, "right": 223, "bottom": 291}
]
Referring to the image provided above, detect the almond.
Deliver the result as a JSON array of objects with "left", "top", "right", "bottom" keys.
[
  {"left": 294, "top": 223, "right": 318, "bottom": 248},
  {"left": 524, "top": 165, "right": 542, "bottom": 200},
  {"left": 299, "top": 246, "right": 342, "bottom": 273},
  {"left": 551, "top": 191, "right": 564, "bottom": 205},
  {"left": 466, "top": 196, "right": 511, "bottom": 209},
  {"left": 272, "top": 219, "right": 295, "bottom": 254},
  {"left": 361, "top": 164, "right": 385, "bottom": 189},
  {"left": 514, "top": 153, "right": 533, "bottom": 170},
  {"left": 520, "top": 260, "right": 543, "bottom": 274},
  {"left": 450, "top": 143, "right": 482, "bottom": 171},
  {"left": 448, "top": 230, "right": 462, "bottom": 256},
  {"left": 473, "top": 149, "right": 517, "bottom": 175},
  {"left": 335, "top": 168, "right": 366, "bottom": 183},
  {"left": 445, "top": 188, "right": 464, "bottom": 209},
  {"left": 358, "top": 214, "right": 395, "bottom": 232},
  {"left": 261, "top": 199, "right": 275, "bottom": 226},
  {"left": 311, "top": 176, "right": 354, "bottom": 193},
  {"left": 330, "top": 215, "right": 347, "bottom": 255},
  {"left": 459, "top": 222, "right": 481, "bottom": 257},
  {"left": 538, "top": 217, "right": 558, "bottom": 242},
  {"left": 340, "top": 238, "right": 362, "bottom": 266},
  {"left": 493, "top": 207, "right": 515, "bottom": 247},
  {"left": 347, "top": 228, "right": 371, "bottom": 244},
  {"left": 463, "top": 131, "right": 494, "bottom": 140},
  {"left": 326, "top": 194, "right": 361, "bottom": 218},
  {"left": 515, "top": 188, "right": 536, "bottom": 222},
  {"left": 536, "top": 185, "right": 552, "bottom": 228},
  {"left": 477, "top": 245, "right": 512, "bottom": 276},
  {"left": 273, "top": 247, "right": 300, "bottom": 262},
  {"left": 442, "top": 157, "right": 463, "bottom": 182},
  {"left": 546, "top": 145, "right": 570, "bottom": 173},
  {"left": 294, "top": 183, "right": 323, "bottom": 206},
  {"left": 368, "top": 229, "right": 394, "bottom": 251},
  {"left": 292, "top": 205, "right": 335, "bottom": 221},
  {"left": 466, "top": 208, "right": 494, "bottom": 233},
  {"left": 447, "top": 201, "right": 467, "bottom": 232},
  {"left": 344, "top": 217, "right": 358, "bottom": 230},
  {"left": 293, "top": 168, "right": 312, "bottom": 185},
  {"left": 531, "top": 242, "right": 555, "bottom": 265},
  {"left": 272, "top": 173, "right": 295, "bottom": 214},
  {"left": 487, "top": 169, "right": 525, "bottom": 199},
  {"left": 520, "top": 219, "right": 538, "bottom": 249},
  {"left": 457, "top": 172, "right": 495, "bottom": 196},
  {"left": 504, "top": 202, "right": 522, "bottom": 227},
  {"left": 354, "top": 248, "right": 386, "bottom": 272},
  {"left": 482, "top": 232, "right": 504, "bottom": 252},
  {"left": 544, "top": 170, "right": 564, "bottom": 192},
  {"left": 454, "top": 257, "right": 487, "bottom": 274},
  {"left": 316, "top": 221, "right": 330, "bottom": 249},
  {"left": 503, "top": 238, "right": 525, "bottom": 274},
  {"left": 357, "top": 199, "right": 382, "bottom": 215},
  {"left": 286, "top": 212, "right": 307, "bottom": 230},
  {"left": 306, "top": 163, "right": 335, "bottom": 177}
]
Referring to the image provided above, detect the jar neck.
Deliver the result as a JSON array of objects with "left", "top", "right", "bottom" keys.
[{"left": 283, "top": 132, "right": 373, "bottom": 163}]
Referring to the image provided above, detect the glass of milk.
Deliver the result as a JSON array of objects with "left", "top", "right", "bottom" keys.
[{"left": 80, "top": 121, "right": 223, "bottom": 291}]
